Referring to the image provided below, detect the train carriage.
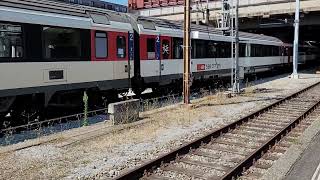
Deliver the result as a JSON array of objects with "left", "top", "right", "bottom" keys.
[
  {"left": 0, "top": 0, "right": 317, "bottom": 125},
  {"left": 0, "top": 0, "right": 134, "bottom": 123},
  {"left": 131, "top": 16, "right": 294, "bottom": 92}
]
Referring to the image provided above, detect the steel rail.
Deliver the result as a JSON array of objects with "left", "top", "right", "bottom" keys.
[{"left": 115, "top": 81, "right": 320, "bottom": 180}]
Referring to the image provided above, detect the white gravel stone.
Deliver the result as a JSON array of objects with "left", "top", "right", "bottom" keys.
[{"left": 1, "top": 72, "right": 320, "bottom": 179}]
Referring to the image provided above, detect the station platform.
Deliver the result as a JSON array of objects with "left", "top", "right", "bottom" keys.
[{"left": 284, "top": 133, "right": 320, "bottom": 180}]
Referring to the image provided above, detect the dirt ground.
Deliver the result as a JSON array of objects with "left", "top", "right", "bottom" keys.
[{"left": 1, "top": 72, "right": 320, "bottom": 180}]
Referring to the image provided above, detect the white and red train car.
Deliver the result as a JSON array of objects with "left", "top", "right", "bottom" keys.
[
  {"left": 0, "top": 0, "right": 134, "bottom": 122},
  {"left": 0, "top": 0, "right": 317, "bottom": 124}
]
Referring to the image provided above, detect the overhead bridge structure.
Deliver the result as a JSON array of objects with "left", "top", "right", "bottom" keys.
[{"left": 133, "top": 0, "right": 320, "bottom": 22}]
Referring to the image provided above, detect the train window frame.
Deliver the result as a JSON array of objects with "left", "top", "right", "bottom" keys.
[
  {"left": 161, "top": 39, "right": 170, "bottom": 59},
  {"left": 116, "top": 35, "right": 126, "bottom": 58},
  {"left": 95, "top": 31, "right": 108, "bottom": 58},
  {"left": 147, "top": 38, "right": 156, "bottom": 59},
  {"left": 42, "top": 26, "right": 88, "bottom": 61},
  {"left": 172, "top": 37, "right": 183, "bottom": 59},
  {"left": 0, "top": 23, "right": 24, "bottom": 60}
]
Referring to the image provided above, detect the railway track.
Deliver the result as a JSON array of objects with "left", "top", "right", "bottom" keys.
[{"left": 115, "top": 81, "right": 320, "bottom": 180}]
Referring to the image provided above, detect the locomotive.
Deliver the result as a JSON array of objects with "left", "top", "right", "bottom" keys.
[{"left": 0, "top": 0, "right": 317, "bottom": 124}]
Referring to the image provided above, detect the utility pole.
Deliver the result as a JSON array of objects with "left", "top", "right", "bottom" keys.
[
  {"left": 231, "top": 0, "right": 240, "bottom": 93},
  {"left": 234, "top": 0, "right": 240, "bottom": 93},
  {"left": 292, "top": 0, "right": 300, "bottom": 79},
  {"left": 183, "top": 0, "right": 191, "bottom": 104}
]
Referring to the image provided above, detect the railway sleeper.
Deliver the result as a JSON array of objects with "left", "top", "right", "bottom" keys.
[
  {"left": 257, "top": 114, "right": 296, "bottom": 120},
  {"left": 240, "top": 125, "right": 280, "bottom": 133},
  {"left": 235, "top": 127, "right": 274, "bottom": 137},
  {"left": 203, "top": 144, "right": 249, "bottom": 156},
  {"left": 244, "top": 122, "right": 284, "bottom": 130},
  {"left": 178, "top": 157, "right": 230, "bottom": 172},
  {"left": 161, "top": 164, "right": 219, "bottom": 179},
  {"left": 232, "top": 129, "right": 274, "bottom": 138},
  {"left": 214, "top": 139, "right": 261, "bottom": 149},
  {"left": 252, "top": 119, "right": 289, "bottom": 126},
  {"left": 222, "top": 134, "right": 268, "bottom": 144},
  {"left": 269, "top": 110, "right": 305, "bottom": 115}
]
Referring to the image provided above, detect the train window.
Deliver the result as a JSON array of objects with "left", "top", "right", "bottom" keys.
[
  {"left": 147, "top": 38, "right": 155, "bottom": 59},
  {"left": 117, "top": 36, "right": 126, "bottom": 58},
  {"left": 162, "top": 39, "right": 170, "bottom": 59},
  {"left": 273, "top": 46, "right": 280, "bottom": 56},
  {"left": 194, "top": 40, "right": 207, "bottom": 58},
  {"left": 173, "top": 38, "right": 183, "bottom": 59},
  {"left": 0, "top": 23, "right": 23, "bottom": 58},
  {"left": 251, "top": 44, "right": 261, "bottom": 57},
  {"left": 239, "top": 43, "right": 246, "bottom": 57},
  {"left": 207, "top": 41, "right": 216, "bottom": 58},
  {"left": 43, "top": 27, "right": 82, "bottom": 59},
  {"left": 95, "top": 32, "right": 108, "bottom": 58},
  {"left": 216, "top": 41, "right": 231, "bottom": 58}
]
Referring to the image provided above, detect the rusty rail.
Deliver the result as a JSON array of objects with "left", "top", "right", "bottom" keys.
[{"left": 115, "top": 81, "right": 320, "bottom": 180}]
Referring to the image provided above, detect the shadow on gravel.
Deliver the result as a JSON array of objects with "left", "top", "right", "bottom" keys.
[{"left": 249, "top": 88, "right": 284, "bottom": 94}]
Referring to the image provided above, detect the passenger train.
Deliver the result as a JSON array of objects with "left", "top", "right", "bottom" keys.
[{"left": 0, "top": 0, "right": 317, "bottom": 124}]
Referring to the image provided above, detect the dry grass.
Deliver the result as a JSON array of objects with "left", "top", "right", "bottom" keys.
[
  {"left": 0, "top": 85, "right": 282, "bottom": 179},
  {"left": 243, "top": 80, "right": 256, "bottom": 96},
  {"left": 0, "top": 89, "right": 265, "bottom": 180}
]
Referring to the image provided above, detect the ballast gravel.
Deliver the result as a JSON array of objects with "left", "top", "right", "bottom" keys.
[{"left": 0, "top": 73, "right": 320, "bottom": 180}]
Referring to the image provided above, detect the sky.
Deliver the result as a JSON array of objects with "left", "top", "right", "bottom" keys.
[{"left": 102, "top": 0, "right": 128, "bottom": 6}]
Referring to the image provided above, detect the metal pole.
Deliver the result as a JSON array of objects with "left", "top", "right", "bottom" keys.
[
  {"left": 230, "top": 0, "right": 234, "bottom": 89},
  {"left": 292, "top": 0, "right": 300, "bottom": 79},
  {"left": 235, "top": 0, "right": 240, "bottom": 92},
  {"left": 183, "top": 0, "right": 191, "bottom": 104},
  {"left": 231, "top": 0, "right": 240, "bottom": 94}
]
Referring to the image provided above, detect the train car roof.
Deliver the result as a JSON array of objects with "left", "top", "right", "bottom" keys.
[
  {"left": 0, "top": 0, "right": 132, "bottom": 31},
  {"left": 134, "top": 16, "right": 284, "bottom": 45}
]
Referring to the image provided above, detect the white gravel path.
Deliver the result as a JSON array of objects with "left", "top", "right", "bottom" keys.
[{"left": 1, "top": 72, "right": 320, "bottom": 180}]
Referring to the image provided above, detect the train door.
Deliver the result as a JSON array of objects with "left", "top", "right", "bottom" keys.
[
  {"left": 160, "top": 36, "right": 172, "bottom": 77},
  {"left": 111, "top": 32, "right": 129, "bottom": 80},
  {"left": 139, "top": 34, "right": 160, "bottom": 80}
]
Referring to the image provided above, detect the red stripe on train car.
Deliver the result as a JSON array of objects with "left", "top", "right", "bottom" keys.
[
  {"left": 91, "top": 30, "right": 129, "bottom": 61},
  {"left": 140, "top": 34, "right": 157, "bottom": 60}
]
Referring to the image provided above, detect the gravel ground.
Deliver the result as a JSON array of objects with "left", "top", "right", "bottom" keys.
[{"left": 1, "top": 72, "right": 320, "bottom": 180}]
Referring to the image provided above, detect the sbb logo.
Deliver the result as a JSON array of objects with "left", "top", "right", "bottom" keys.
[{"left": 197, "top": 64, "right": 206, "bottom": 71}]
